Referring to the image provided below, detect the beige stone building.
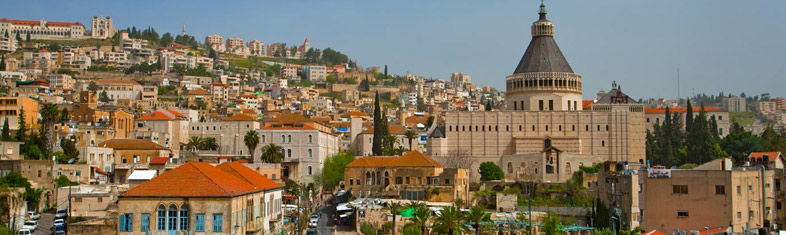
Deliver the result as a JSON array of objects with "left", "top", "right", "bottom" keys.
[
  {"left": 0, "top": 18, "right": 86, "bottom": 40},
  {"left": 0, "top": 96, "right": 38, "bottom": 131},
  {"left": 133, "top": 109, "right": 190, "bottom": 157},
  {"left": 426, "top": 4, "right": 646, "bottom": 183},
  {"left": 639, "top": 158, "right": 778, "bottom": 233},
  {"left": 117, "top": 162, "right": 284, "bottom": 234},
  {"left": 188, "top": 113, "right": 260, "bottom": 156},
  {"left": 343, "top": 150, "right": 469, "bottom": 203}
]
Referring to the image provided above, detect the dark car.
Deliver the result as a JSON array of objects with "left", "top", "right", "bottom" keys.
[{"left": 305, "top": 229, "right": 317, "bottom": 235}]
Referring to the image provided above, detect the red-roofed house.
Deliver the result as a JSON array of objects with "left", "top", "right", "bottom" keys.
[
  {"left": 645, "top": 106, "right": 730, "bottom": 137},
  {"left": 747, "top": 152, "right": 784, "bottom": 169},
  {"left": 343, "top": 150, "right": 468, "bottom": 203},
  {"left": 118, "top": 162, "right": 283, "bottom": 234},
  {"left": 0, "top": 18, "right": 86, "bottom": 40},
  {"left": 133, "top": 110, "right": 190, "bottom": 158}
]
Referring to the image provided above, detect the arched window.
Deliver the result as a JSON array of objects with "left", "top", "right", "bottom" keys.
[
  {"left": 157, "top": 205, "right": 166, "bottom": 231},
  {"left": 287, "top": 135, "right": 292, "bottom": 143},
  {"left": 287, "top": 149, "right": 292, "bottom": 158},
  {"left": 507, "top": 162, "right": 513, "bottom": 174},
  {"left": 308, "top": 149, "right": 312, "bottom": 158},
  {"left": 308, "top": 135, "right": 313, "bottom": 143},
  {"left": 281, "top": 135, "right": 285, "bottom": 143},
  {"left": 366, "top": 172, "right": 371, "bottom": 185},
  {"left": 179, "top": 205, "right": 189, "bottom": 231},
  {"left": 168, "top": 204, "right": 178, "bottom": 231},
  {"left": 602, "top": 140, "right": 605, "bottom": 147},
  {"left": 308, "top": 166, "right": 312, "bottom": 175}
]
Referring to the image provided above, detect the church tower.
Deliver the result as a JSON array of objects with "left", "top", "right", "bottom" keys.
[{"left": 506, "top": 2, "right": 583, "bottom": 111}]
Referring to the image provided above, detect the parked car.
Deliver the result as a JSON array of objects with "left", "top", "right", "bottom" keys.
[
  {"left": 53, "top": 231, "right": 65, "bottom": 235},
  {"left": 308, "top": 214, "right": 319, "bottom": 228},
  {"left": 305, "top": 229, "right": 317, "bottom": 235},
  {"left": 53, "top": 218, "right": 65, "bottom": 230},
  {"left": 55, "top": 209, "right": 67, "bottom": 219},
  {"left": 17, "top": 229, "right": 31, "bottom": 235},
  {"left": 22, "top": 220, "right": 37, "bottom": 231},
  {"left": 27, "top": 212, "right": 40, "bottom": 220},
  {"left": 53, "top": 224, "right": 66, "bottom": 233}
]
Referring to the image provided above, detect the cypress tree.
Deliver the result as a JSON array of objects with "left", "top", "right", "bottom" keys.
[
  {"left": 1, "top": 118, "right": 10, "bottom": 141},
  {"left": 0, "top": 54, "right": 6, "bottom": 71},
  {"left": 372, "top": 91, "right": 384, "bottom": 155},
  {"left": 16, "top": 108, "right": 25, "bottom": 142}
]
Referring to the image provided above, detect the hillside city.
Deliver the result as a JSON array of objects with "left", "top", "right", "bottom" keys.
[{"left": 1, "top": 3, "right": 786, "bottom": 235}]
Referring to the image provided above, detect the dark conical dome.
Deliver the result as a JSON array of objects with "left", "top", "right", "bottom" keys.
[{"left": 513, "top": 3, "right": 574, "bottom": 74}]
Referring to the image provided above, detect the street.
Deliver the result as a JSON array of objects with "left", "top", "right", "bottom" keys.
[
  {"left": 313, "top": 205, "right": 356, "bottom": 235},
  {"left": 33, "top": 211, "right": 54, "bottom": 235}
]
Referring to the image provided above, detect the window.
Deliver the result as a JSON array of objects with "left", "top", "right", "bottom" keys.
[
  {"left": 308, "top": 166, "right": 312, "bottom": 175},
  {"left": 157, "top": 205, "right": 166, "bottom": 230},
  {"left": 749, "top": 210, "right": 754, "bottom": 218},
  {"left": 195, "top": 214, "right": 205, "bottom": 232},
  {"left": 281, "top": 135, "right": 285, "bottom": 142},
  {"left": 677, "top": 211, "right": 689, "bottom": 218},
  {"left": 287, "top": 149, "right": 292, "bottom": 158},
  {"left": 168, "top": 204, "right": 178, "bottom": 230},
  {"left": 213, "top": 213, "right": 223, "bottom": 232},
  {"left": 737, "top": 212, "right": 742, "bottom": 219},
  {"left": 308, "top": 149, "right": 312, "bottom": 158},
  {"left": 120, "top": 213, "right": 133, "bottom": 231},
  {"left": 288, "top": 135, "right": 292, "bottom": 143},
  {"left": 349, "top": 178, "right": 353, "bottom": 185},
  {"left": 141, "top": 213, "right": 150, "bottom": 232},
  {"left": 548, "top": 100, "right": 553, "bottom": 110},
  {"left": 179, "top": 206, "right": 189, "bottom": 231},
  {"left": 539, "top": 100, "right": 544, "bottom": 111},
  {"left": 395, "top": 177, "right": 403, "bottom": 184},
  {"left": 98, "top": 197, "right": 103, "bottom": 202},
  {"left": 737, "top": 185, "right": 741, "bottom": 194},
  {"left": 406, "top": 177, "right": 410, "bottom": 184},
  {"left": 673, "top": 185, "right": 688, "bottom": 194},
  {"left": 308, "top": 135, "right": 313, "bottom": 143},
  {"left": 715, "top": 185, "right": 725, "bottom": 195}
]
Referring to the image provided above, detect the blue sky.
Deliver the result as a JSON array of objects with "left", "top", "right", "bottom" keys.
[{"left": 4, "top": 0, "right": 785, "bottom": 99}]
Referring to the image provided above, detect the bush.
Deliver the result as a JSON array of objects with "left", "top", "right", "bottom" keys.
[
  {"left": 479, "top": 162, "right": 504, "bottom": 181},
  {"left": 360, "top": 222, "right": 378, "bottom": 235}
]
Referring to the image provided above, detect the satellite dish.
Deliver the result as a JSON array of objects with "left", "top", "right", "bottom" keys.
[{"left": 68, "top": 158, "right": 76, "bottom": 164}]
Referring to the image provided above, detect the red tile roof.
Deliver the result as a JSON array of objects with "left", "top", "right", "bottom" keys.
[
  {"left": 91, "top": 166, "right": 108, "bottom": 175},
  {"left": 642, "top": 230, "right": 667, "bottom": 235},
  {"left": 346, "top": 150, "right": 443, "bottom": 168},
  {"left": 697, "top": 227, "right": 730, "bottom": 235},
  {"left": 644, "top": 107, "right": 725, "bottom": 114},
  {"left": 122, "top": 162, "right": 263, "bottom": 197},
  {"left": 582, "top": 100, "right": 595, "bottom": 109},
  {"left": 0, "top": 18, "right": 83, "bottom": 27},
  {"left": 187, "top": 88, "right": 210, "bottom": 95},
  {"left": 137, "top": 110, "right": 185, "bottom": 121},
  {"left": 149, "top": 157, "right": 169, "bottom": 165},
  {"left": 360, "top": 125, "right": 408, "bottom": 135},
  {"left": 222, "top": 113, "right": 257, "bottom": 121},
  {"left": 216, "top": 162, "right": 280, "bottom": 189},
  {"left": 748, "top": 152, "right": 782, "bottom": 161}
]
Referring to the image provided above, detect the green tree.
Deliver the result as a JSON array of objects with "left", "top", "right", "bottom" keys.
[
  {"left": 55, "top": 175, "right": 76, "bottom": 187},
  {"left": 315, "top": 152, "right": 355, "bottom": 190},
  {"left": 410, "top": 202, "right": 432, "bottom": 235},
  {"left": 60, "top": 107, "right": 69, "bottom": 122},
  {"left": 244, "top": 130, "right": 260, "bottom": 162},
  {"left": 685, "top": 100, "right": 694, "bottom": 133},
  {"left": 0, "top": 54, "right": 5, "bottom": 71},
  {"left": 199, "top": 137, "right": 218, "bottom": 150},
  {"left": 479, "top": 162, "right": 504, "bottom": 181},
  {"left": 87, "top": 81, "right": 98, "bottom": 92},
  {"left": 1, "top": 118, "right": 10, "bottom": 141},
  {"left": 466, "top": 206, "right": 491, "bottom": 235},
  {"left": 372, "top": 92, "right": 384, "bottom": 155},
  {"left": 387, "top": 202, "right": 405, "bottom": 235},
  {"left": 542, "top": 214, "right": 565, "bottom": 235},
  {"left": 721, "top": 122, "right": 763, "bottom": 163},
  {"left": 160, "top": 32, "right": 174, "bottom": 45},
  {"left": 99, "top": 90, "right": 110, "bottom": 103},
  {"left": 404, "top": 130, "right": 418, "bottom": 151},
  {"left": 16, "top": 107, "right": 26, "bottom": 142},
  {"left": 426, "top": 116, "right": 435, "bottom": 128},
  {"left": 433, "top": 206, "right": 466, "bottom": 235},
  {"left": 61, "top": 137, "right": 79, "bottom": 160},
  {"left": 22, "top": 187, "right": 42, "bottom": 212},
  {"left": 186, "top": 136, "right": 202, "bottom": 151},
  {"left": 260, "top": 144, "right": 285, "bottom": 163},
  {"left": 0, "top": 172, "right": 30, "bottom": 188}
]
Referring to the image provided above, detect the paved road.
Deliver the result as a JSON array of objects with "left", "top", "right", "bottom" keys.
[
  {"left": 315, "top": 206, "right": 334, "bottom": 235},
  {"left": 34, "top": 212, "right": 54, "bottom": 235}
]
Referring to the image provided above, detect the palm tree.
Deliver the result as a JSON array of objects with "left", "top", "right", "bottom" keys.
[
  {"left": 260, "top": 144, "right": 284, "bottom": 163},
  {"left": 387, "top": 202, "right": 405, "bottom": 235},
  {"left": 200, "top": 137, "right": 218, "bottom": 150},
  {"left": 384, "top": 134, "right": 398, "bottom": 150},
  {"left": 243, "top": 130, "right": 259, "bottom": 162},
  {"left": 466, "top": 206, "right": 491, "bottom": 235},
  {"left": 410, "top": 202, "right": 432, "bottom": 235},
  {"left": 187, "top": 137, "right": 201, "bottom": 151},
  {"left": 40, "top": 104, "right": 60, "bottom": 156},
  {"left": 404, "top": 130, "right": 418, "bottom": 151},
  {"left": 433, "top": 206, "right": 466, "bottom": 235}
]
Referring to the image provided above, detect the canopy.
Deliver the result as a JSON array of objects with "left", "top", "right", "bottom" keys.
[{"left": 399, "top": 208, "right": 414, "bottom": 218}]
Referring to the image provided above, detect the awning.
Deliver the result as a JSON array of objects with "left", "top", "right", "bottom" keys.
[{"left": 336, "top": 203, "right": 352, "bottom": 211}]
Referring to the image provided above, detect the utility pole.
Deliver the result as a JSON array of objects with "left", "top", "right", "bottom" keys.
[{"left": 528, "top": 199, "right": 533, "bottom": 235}]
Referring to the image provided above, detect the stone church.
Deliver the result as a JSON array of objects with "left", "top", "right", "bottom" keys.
[{"left": 427, "top": 3, "right": 646, "bottom": 183}]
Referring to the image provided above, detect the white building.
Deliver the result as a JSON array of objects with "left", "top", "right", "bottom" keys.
[
  {"left": 257, "top": 115, "right": 340, "bottom": 183},
  {"left": 0, "top": 18, "right": 86, "bottom": 40},
  {"left": 306, "top": 65, "right": 326, "bottom": 81},
  {"left": 188, "top": 113, "right": 260, "bottom": 156}
]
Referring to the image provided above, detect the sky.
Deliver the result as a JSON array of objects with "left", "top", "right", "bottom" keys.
[{"left": 3, "top": 0, "right": 785, "bottom": 100}]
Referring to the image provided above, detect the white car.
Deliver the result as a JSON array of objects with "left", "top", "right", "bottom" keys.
[
  {"left": 27, "top": 212, "right": 40, "bottom": 220},
  {"left": 16, "top": 229, "right": 31, "bottom": 235},
  {"left": 22, "top": 220, "right": 37, "bottom": 231},
  {"left": 308, "top": 216, "right": 319, "bottom": 228},
  {"left": 53, "top": 218, "right": 65, "bottom": 227}
]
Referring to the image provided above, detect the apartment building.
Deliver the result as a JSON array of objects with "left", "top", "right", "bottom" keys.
[
  {"left": 0, "top": 96, "right": 38, "bottom": 131},
  {"left": 0, "top": 18, "right": 86, "bottom": 40},
  {"left": 188, "top": 113, "right": 260, "bottom": 156}
]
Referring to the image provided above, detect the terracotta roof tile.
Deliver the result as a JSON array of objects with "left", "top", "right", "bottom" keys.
[
  {"left": 122, "top": 162, "right": 259, "bottom": 197},
  {"left": 187, "top": 88, "right": 210, "bottom": 95},
  {"left": 748, "top": 152, "right": 782, "bottom": 161},
  {"left": 216, "top": 162, "right": 280, "bottom": 190},
  {"left": 222, "top": 113, "right": 257, "bottom": 121},
  {"left": 346, "top": 150, "right": 443, "bottom": 168},
  {"left": 149, "top": 157, "right": 169, "bottom": 165},
  {"left": 137, "top": 110, "right": 183, "bottom": 121}
]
